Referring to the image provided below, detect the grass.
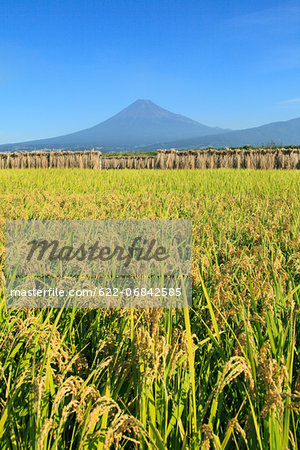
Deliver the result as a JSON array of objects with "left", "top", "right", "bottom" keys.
[{"left": 0, "top": 168, "right": 299, "bottom": 449}]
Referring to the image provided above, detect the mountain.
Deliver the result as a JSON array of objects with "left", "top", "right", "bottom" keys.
[
  {"left": 1, "top": 100, "right": 228, "bottom": 151},
  {"left": 152, "top": 117, "right": 300, "bottom": 150},
  {"left": 1, "top": 100, "right": 300, "bottom": 152}
]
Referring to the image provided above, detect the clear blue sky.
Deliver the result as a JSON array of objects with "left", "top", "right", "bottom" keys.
[{"left": 1, "top": 0, "right": 300, "bottom": 143}]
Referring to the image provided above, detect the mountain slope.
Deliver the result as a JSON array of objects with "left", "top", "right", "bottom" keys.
[{"left": 152, "top": 117, "right": 300, "bottom": 149}]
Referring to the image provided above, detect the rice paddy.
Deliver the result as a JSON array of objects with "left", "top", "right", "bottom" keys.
[{"left": 0, "top": 168, "right": 299, "bottom": 449}]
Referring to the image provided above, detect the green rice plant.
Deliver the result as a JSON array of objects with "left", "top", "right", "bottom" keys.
[{"left": 0, "top": 168, "right": 299, "bottom": 448}]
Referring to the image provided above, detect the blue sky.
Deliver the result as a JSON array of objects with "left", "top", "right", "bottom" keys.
[{"left": 1, "top": 0, "right": 300, "bottom": 143}]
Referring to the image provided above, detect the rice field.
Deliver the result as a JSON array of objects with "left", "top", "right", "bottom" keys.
[{"left": 0, "top": 168, "right": 299, "bottom": 449}]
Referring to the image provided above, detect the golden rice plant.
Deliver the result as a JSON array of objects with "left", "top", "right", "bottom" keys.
[{"left": 0, "top": 168, "right": 299, "bottom": 448}]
